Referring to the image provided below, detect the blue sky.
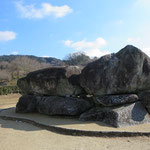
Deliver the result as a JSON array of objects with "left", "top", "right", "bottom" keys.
[{"left": 0, "top": 0, "right": 150, "bottom": 59}]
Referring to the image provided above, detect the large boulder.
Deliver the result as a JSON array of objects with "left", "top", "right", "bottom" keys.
[
  {"left": 17, "top": 66, "right": 84, "bottom": 96},
  {"left": 80, "top": 45, "right": 150, "bottom": 96},
  {"left": 16, "top": 95, "right": 92, "bottom": 116},
  {"left": 138, "top": 91, "right": 150, "bottom": 113},
  {"left": 95, "top": 94, "right": 139, "bottom": 107},
  {"left": 79, "top": 102, "right": 150, "bottom": 127}
]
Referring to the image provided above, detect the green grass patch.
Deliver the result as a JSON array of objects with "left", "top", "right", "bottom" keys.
[{"left": 0, "top": 86, "right": 21, "bottom": 95}]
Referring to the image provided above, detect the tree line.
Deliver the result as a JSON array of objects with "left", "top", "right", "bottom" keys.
[
  {"left": 0, "top": 53, "right": 97, "bottom": 83},
  {"left": 0, "top": 56, "right": 54, "bottom": 82}
]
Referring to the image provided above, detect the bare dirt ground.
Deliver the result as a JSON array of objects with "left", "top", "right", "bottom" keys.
[
  {"left": 0, "top": 94, "right": 150, "bottom": 150},
  {"left": 0, "top": 94, "right": 20, "bottom": 109}
]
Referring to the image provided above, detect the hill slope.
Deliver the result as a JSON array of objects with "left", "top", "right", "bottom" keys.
[
  {"left": 0, "top": 55, "right": 64, "bottom": 83},
  {"left": 0, "top": 55, "right": 63, "bottom": 66}
]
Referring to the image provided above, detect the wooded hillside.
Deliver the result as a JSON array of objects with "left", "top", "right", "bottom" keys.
[
  {"left": 0, "top": 55, "right": 64, "bottom": 83},
  {"left": 0, "top": 53, "right": 97, "bottom": 84}
]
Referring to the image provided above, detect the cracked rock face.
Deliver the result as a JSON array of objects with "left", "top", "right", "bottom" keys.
[
  {"left": 16, "top": 95, "right": 92, "bottom": 116},
  {"left": 80, "top": 45, "right": 150, "bottom": 96},
  {"left": 79, "top": 102, "right": 150, "bottom": 127},
  {"left": 17, "top": 66, "right": 84, "bottom": 97}
]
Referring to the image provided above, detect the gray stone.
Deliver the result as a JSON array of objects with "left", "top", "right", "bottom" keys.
[
  {"left": 36, "top": 96, "right": 92, "bottom": 116},
  {"left": 95, "top": 94, "right": 139, "bottom": 106},
  {"left": 16, "top": 95, "right": 37, "bottom": 113},
  {"left": 79, "top": 102, "right": 150, "bottom": 127},
  {"left": 138, "top": 91, "right": 150, "bottom": 113},
  {"left": 16, "top": 95, "right": 92, "bottom": 116},
  {"left": 80, "top": 45, "right": 150, "bottom": 96},
  {"left": 17, "top": 66, "right": 84, "bottom": 96}
]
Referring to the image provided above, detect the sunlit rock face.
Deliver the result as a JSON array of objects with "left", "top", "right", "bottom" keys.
[
  {"left": 80, "top": 45, "right": 150, "bottom": 96},
  {"left": 17, "top": 66, "right": 84, "bottom": 96}
]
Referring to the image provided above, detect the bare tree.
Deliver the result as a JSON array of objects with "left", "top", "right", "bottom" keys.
[
  {"left": 0, "top": 61, "right": 9, "bottom": 70},
  {"left": 9, "top": 56, "right": 52, "bottom": 78},
  {"left": 0, "top": 70, "right": 12, "bottom": 82},
  {"left": 64, "top": 52, "right": 91, "bottom": 66}
]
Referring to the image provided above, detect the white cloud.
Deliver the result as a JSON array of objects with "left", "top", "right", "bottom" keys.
[
  {"left": 11, "top": 51, "right": 19, "bottom": 55},
  {"left": 42, "top": 56, "right": 50, "bottom": 58},
  {"left": 142, "top": 47, "right": 150, "bottom": 57},
  {"left": 127, "top": 37, "right": 141, "bottom": 43},
  {"left": 64, "top": 37, "right": 110, "bottom": 57},
  {"left": 134, "top": 0, "right": 150, "bottom": 15},
  {"left": 64, "top": 40, "right": 72, "bottom": 46},
  {"left": 85, "top": 49, "right": 110, "bottom": 58},
  {"left": 16, "top": 1, "right": 73, "bottom": 19},
  {"left": 0, "top": 31, "right": 16, "bottom": 42},
  {"left": 135, "top": 0, "right": 150, "bottom": 8},
  {"left": 11, "top": 51, "right": 18, "bottom": 55}
]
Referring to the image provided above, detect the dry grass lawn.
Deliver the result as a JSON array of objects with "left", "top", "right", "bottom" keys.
[{"left": 0, "top": 94, "right": 20, "bottom": 109}]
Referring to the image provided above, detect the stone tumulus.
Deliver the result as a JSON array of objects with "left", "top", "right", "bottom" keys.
[{"left": 16, "top": 45, "right": 150, "bottom": 128}]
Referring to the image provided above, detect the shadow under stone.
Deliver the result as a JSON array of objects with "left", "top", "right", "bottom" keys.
[{"left": 131, "top": 102, "right": 147, "bottom": 122}]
